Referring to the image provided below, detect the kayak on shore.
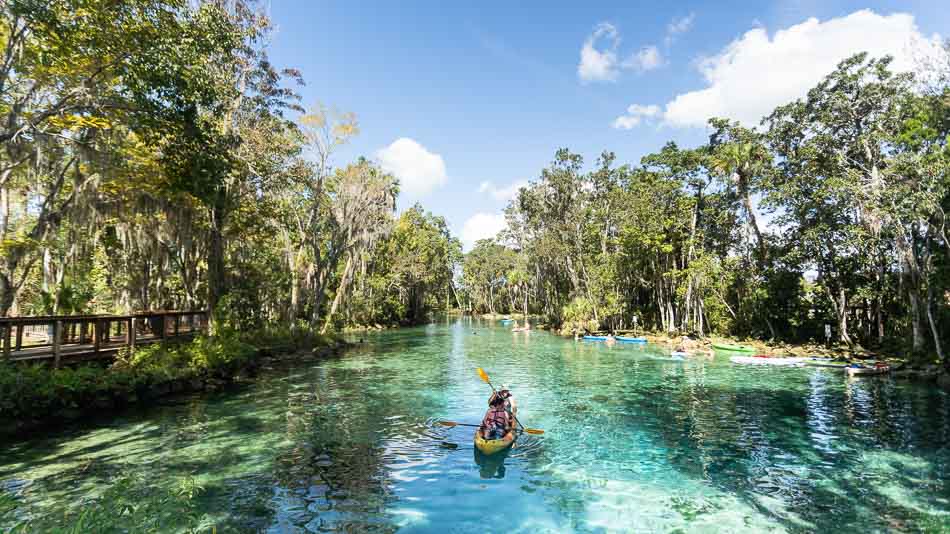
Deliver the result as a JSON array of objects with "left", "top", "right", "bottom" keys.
[
  {"left": 616, "top": 336, "right": 647, "bottom": 343},
  {"left": 474, "top": 428, "right": 516, "bottom": 455},
  {"left": 730, "top": 356, "right": 806, "bottom": 366},
  {"left": 846, "top": 364, "right": 890, "bottom": 377},
  {"left": 713, "top": 342, "right": 756, "bottom": 353},
  {"left": 583, "top": 335, "right": 609, "bottom": 341}
]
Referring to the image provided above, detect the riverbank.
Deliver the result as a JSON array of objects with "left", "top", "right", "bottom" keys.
[
  {"left": 565, "top": 329, "right": 948, "bottom": 382},
  {"left": 660, "top": 333, "right": 947, "bottom": 383},
  {"left": 0, "top": 325, "right": 347, "bottom": 436}
]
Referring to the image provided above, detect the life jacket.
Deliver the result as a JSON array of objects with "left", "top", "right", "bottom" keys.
[{"left": 481, "top": 404, "right": 511, "bottom": 436}]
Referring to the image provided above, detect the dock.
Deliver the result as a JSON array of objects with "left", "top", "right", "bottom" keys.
[{"left": 0, "top": 311, "right": 208, "bottom": 367}]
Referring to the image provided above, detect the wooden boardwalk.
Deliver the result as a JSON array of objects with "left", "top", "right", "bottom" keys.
[{"left": 0, "top": 311, "right": 208, "bottom": 366}]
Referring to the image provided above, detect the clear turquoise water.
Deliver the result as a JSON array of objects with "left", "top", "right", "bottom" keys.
[{"left": 2, "top": 318, "right": 950, "bottom": 532}]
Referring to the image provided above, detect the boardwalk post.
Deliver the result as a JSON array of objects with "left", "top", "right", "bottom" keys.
[
  {"left": 2, "top": 324, "right": 9, "bottom": 360},
  {"left": 129, "top": 317, "right": 136, "bottom": 351},
  {"left": 53, "top": 320, "right": 62, "bottom": 368},
  {"left": 93, "top": 319, "right": 101, "bottom": 354},
  {"left": 6, "top": 310, "right": 199, "bottom": 363}
]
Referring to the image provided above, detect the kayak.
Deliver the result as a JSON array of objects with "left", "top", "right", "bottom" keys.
[
  {"left": 730, "top": 356, "right": 805, "bottom": 366},
  {"left": 474, "top": 429, "right": 516, "bottom": 455},
  {"left": 583, "top": 335, "right": 609, "bottom": 341},
  {"left": 671, "top": 351, "right": 688, "bottom": 358},
  {"left": 712, "top": 342, "right": 756, "bottom": 353},
  {"left": 805, "top": 359, "right": 849, "bottom": 368},
  {"left": 616, "top": 336, "right": 647, "bottom": 343},
  {"left": 846, "top": 364, "right": 890, "bottom": 377},
  {"left": 500, "top": 319, "right": 514, "bottom": 324}
]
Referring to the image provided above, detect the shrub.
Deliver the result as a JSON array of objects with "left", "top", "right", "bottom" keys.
[{"left": 0, "top": 322, "right": 340, "bottom": 426}]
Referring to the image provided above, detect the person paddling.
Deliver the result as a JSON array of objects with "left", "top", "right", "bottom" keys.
[
  {"left": 493, "top": 385, "right": 517, "bottom": 417},
  {"left": 479, "top": 393, "right": 512, "bottom": 439}
]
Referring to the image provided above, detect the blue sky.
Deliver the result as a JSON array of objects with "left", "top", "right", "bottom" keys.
[{"left": 266, "top": 1, "right": 948, "bottom": 249}]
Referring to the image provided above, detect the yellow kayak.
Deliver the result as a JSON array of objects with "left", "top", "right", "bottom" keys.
[{"left": 474, "top": 429, "right": 516, "bottom": 455}]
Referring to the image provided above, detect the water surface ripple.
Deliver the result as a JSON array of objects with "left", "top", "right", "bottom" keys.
[{"left": 2, "top": 318, "right": 949, "bottom": 532}]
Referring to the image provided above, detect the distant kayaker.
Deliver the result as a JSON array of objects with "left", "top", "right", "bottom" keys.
[{"left": 674, "top": 336, "right": 687, "bottom": 353}]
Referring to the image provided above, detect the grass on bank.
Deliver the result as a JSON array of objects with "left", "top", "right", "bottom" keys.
[{"left": 0, "top": 324, "right": 342, "bottom": 428}]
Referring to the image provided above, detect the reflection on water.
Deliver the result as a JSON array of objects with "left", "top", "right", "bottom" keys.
[
  {"left": 474, "top": 447, "right": 510, "bottom": 479},
  {"left": 1, "top": 317, "right": 949, "bottom": 532}
]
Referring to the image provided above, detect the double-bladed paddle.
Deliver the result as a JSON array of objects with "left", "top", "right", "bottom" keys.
[{"left": 438, "top": 420, "right": 544, "bottom": 435}]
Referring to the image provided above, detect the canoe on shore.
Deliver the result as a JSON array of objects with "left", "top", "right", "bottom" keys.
[
  {"left": 730, "top": 356, "right": 805, "bottom": 366},
  {"left": 846, "top": 365, "right": 890, "bottom": 377},
  {"left": 805, "top": 360, "right": 848, "bottom": 369},
  {"left": 713, "top": 343, "right": 756, "bottom": 353},
  {"left": 474, "top": 429, "right": 516, "bottom": 455},
  {"left": 616, "top": 336, "right": 647, "bottom": 343},
  {"left": 805, "top": 360, "right": 849, "bottom": 368}
]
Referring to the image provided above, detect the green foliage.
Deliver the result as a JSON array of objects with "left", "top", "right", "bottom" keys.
[
  {"left": 239, "top": 321, "right": 341, "bottom": 353},
  {"left": 561, "top": 297, "right": 598, "bottom": 334},
  {"left": 346, "top": 205, "right": 461, "bottom": 326},
  {"left": 465, "top": 52, "right": 949, "bottom": 360},
  {"left": 0, "top": 333, "right": 255, "bottom": 423}
]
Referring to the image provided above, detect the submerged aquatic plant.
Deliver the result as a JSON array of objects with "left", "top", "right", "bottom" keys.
[{"left": 2, "top": 473, "right": 210, "bottom": 533}]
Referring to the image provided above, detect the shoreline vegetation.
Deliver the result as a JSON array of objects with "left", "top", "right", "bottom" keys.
[
  {"left": 0, "top": 326, "right": 347, "bottom": 437},
  {"left": 459, "top": 53, "right": 950, "bottom": 375}
]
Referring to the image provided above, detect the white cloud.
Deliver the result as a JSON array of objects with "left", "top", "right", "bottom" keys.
[
  {"left": 578, "top": 22, "right": 620, "bottom": 83},
  {"left": 651, "top": 10, "right": 941, "bottom": 128},
  {"left": 375, "top": 138, "right": 447, "bottom": 196},
  {"left": 477, "top": 180, "right": 529, "bottom": 202},
  {"left": 624, "top": 45, "right": 663, "bottom": 72},
  {"left": 460, "top": 212, "right": 507, "bottom": 251},
  {"left": 665, "top": 13, "right": 695, "bottom": 45},
  {"left": 612, "top": 104, "right": 661, "bottom": 130}
]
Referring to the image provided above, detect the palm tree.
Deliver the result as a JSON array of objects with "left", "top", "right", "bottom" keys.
[{"left": 709, "top": 136, "right": 771, "bottom": 264}]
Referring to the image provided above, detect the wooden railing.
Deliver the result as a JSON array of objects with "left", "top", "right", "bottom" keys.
[{"left": 0, "top": 311, "right": 208, "bottom": 367}]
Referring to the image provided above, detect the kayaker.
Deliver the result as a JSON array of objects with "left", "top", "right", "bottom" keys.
[
  {"left": 674, "top": 337, "right": 687, "bottom": 353},
  {"left": 494, "top": 385, "right": 517, "bottom": 417},
  {"left": 479, "top": 392, "right": 513, "bottom": 440}
]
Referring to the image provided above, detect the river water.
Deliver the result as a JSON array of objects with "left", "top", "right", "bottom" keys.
[{"left": 2, "top": 318, "right": 949, "bottom": 532}]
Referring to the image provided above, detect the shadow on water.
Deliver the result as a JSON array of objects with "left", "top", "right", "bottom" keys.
[
  {"left": 3, "top": 321, "right": 950, "bottom": 532},
  {"left": 611, "top": 372, "right": 950, "bottom": 532},
  {"left": 474, "top": 447, "right": 511, "bottom": 479}
]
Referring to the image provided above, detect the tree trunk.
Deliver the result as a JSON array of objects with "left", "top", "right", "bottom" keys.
[
  {"left": 740, "top": 176, "right": 768, "bottom": 264},
  {"left": 826, "top": 285, "right": 852, "bottom": 345},
  {"left": 207, "top": 201, "right": 227, "bottom": 330},
  {"left": 0, "top": 272, "right": 13, "bottom": 317},
  {"left": 488, "top": 283, "right": 495, "bottom": 314},
  {"left": 321, "top": 254, "right": 355, "bottom": 334},
  {"left": 907, "top": 287, "right": 925, "bottom": 352},
  {"left": 523, "top": 284, "right": 528, "bottom": 317},
  {"left": 925, "top": 283, "right": 944, "bottom": 363}
]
